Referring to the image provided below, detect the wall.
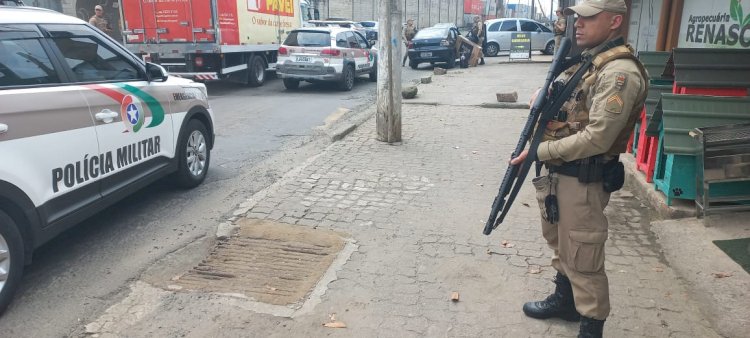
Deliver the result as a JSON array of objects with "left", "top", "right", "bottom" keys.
[{"left": 317, "top": 0, "right": 469, "bottom": 28}]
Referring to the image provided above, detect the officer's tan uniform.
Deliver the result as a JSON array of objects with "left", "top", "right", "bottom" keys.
[
  {"left": 89, "top": 15, "right": 110, "bottom": 32},
  {"left": 533, "top": 40, "right": 648, "bottom": 320},
  {"left": 402, "top": 23, "right": 416, "bottom": 66}
]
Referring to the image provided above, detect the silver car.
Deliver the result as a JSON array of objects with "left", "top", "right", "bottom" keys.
[{"left": 484, "top": 18, "right": 556, "bottom": 56}]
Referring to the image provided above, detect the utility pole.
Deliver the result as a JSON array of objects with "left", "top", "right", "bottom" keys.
[{"left": 376, "top": 0, "right": 402, "bottom": 143}]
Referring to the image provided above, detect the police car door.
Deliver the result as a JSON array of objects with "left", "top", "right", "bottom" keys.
[
  {"left": 343, "top": 32, "right": 362, "bottom": 70},
  {"left": 0, "top": 24, "right": 101, "bottom": 226},
  {"left": 42, "top": 24, "right": 175, "bottom": 197},
  {"left": 352, "top": 31, "right": 374, "bottom": 72}
]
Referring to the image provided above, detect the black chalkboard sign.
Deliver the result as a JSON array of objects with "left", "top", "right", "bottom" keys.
[{"left": 510, "top": 32, "right": 531, "bottom": 60}]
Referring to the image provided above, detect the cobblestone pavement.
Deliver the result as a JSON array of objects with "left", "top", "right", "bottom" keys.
[
  {"left": 85, "top": 64, "right": 723, "bottom": 337},
  {"left": 236, "top": 100, "right": 719, "bottom": 336}
]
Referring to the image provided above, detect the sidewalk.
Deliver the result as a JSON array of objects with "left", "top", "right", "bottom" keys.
[{"left": 85, "top": 60, "right": 737, "bottom": 337}]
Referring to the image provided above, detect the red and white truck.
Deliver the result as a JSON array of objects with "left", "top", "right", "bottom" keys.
[{"left": 119, "top": 0, "right": 310, "bottom": 86}]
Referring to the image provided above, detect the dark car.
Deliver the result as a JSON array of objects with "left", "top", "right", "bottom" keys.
[
  {"left": 407, "top": 27, "right": 459, "bottom": 69},
  {"left": 359, "top": 20, "right": 378, "bottom": 41}
]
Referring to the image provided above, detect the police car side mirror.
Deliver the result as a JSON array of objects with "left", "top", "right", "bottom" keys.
[{"left": 146, "top": 62, "right": 168, "bottom": 82}]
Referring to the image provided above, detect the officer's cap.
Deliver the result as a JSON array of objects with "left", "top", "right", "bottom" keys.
[{"left": 564, "top": 0, "right": 627, "bottom": 17}]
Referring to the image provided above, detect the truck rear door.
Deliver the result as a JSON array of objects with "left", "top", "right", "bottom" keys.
[{"left": 121, "top": 0, "right": 214, "bottom": 43}]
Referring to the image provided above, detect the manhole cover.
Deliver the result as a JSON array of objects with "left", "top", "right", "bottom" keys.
[{"left": 174, "top": 219, "right": 345, "bottom": 306}]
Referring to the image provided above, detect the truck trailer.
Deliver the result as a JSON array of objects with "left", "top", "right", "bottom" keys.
[{"left": 119, "top": 0, "right": 309, "bottom": 86}]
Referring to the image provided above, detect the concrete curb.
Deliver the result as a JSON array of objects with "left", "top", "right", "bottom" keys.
[
  {"left": 495, "top": 60, "right": 552, "bottom": 64},
  {"left": 480, "top": 102, "right": 530, "bottom": 109},
  {"left": 621, "top": 154, "right": 696, "bottom": 219},
  {"left": 327, "top": 123, "right": 357, "bottom": 141}
]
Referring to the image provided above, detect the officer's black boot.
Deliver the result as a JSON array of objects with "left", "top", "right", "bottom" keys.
[
  {"left": 522, "top": 272, "right": 580, "bottom": 321},
  {"left": 578, "top": 316, "right": 605, "bottom": 338}
]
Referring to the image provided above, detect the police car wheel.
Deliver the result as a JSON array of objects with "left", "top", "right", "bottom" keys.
[
  {"left": 174, "top": 120, "right": 210, "bottom": 188},
  {"left": 368, "top": 61, "right": 377, "bottom": 82},
  {"left": 338, "top": 65, "right": 354, "bottom": 91},
  {"left": 283, "top": 78, "right": 300, "bottom": 90},
  {"left": 0, "top": 209, "right": 24, "bottom": 315}
]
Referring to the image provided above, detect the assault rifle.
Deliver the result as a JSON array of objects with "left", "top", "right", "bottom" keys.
[{"left": 483, "top": 37, "right": 595, "bottom": 235}]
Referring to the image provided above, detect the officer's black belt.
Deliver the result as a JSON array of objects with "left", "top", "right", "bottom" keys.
[{"left": 547, "top": 161, "right": 582, "bottom": 177}]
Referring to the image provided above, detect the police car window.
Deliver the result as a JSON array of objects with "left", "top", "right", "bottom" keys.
[
  {"left": 0, "top": 38, "right": 60, "bottom": 87},
  {"left": 345, "top": 32, "right": 359, "bottom": 49},
  {"left": 488, "top": 22, "right": 502, "bottom": 32},
  {"left": 50, "top": 36, "right": 140, "bottom": 82},
  {"left": 335, "top": 32, "right": 348, "bottom": 48},
  {"left": 500, "top": 20, "right": 517, "bottom": 32},
  {"left": 283, "top": 31, "right": 331, "bottom": 47},
  {"left": 353, "top": 32, "right": 368, "bottom": 49}
]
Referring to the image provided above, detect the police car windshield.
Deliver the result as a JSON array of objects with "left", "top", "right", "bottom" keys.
[
  {"left": 283, "top": 31, "right": 330, "bottom": 47},
  {"left": 415, "top": 28, "right": 447, "bottom": 39}
]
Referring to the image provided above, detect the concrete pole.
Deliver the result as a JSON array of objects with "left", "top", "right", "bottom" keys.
[{"left": 376, "top": 0, "right": 403, "bottom": 143}]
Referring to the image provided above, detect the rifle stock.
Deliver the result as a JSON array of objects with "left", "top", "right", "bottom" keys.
[{"left": 483, "top": 38, "right": 573, "bottom": 236}]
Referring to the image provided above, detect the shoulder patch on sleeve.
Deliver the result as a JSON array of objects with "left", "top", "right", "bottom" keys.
[
  {"left": 605, "top": 94, "right": 624, "bottom": 114},
  {"left": 614, "top": 72, "right": 627, "bottom": 91}
]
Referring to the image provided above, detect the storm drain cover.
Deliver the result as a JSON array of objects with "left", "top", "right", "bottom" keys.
[{"left": 175, "top": 219, "right": 345, "bottom": 306}]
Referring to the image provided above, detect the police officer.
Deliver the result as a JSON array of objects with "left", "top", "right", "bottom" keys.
[
  {"left": 402, "top": 19, "right": 417, "bottom": 67},
  {"left": 553, "top": 8, "right": 566, "bottom": 53},
  {"left": 470, "top": 15, "right": 485, "bottom": 65},
  {"left": 510, "top": 1, "right": 647, "bottom": 337},
  {"left": 88, "top": 5, "right": 112, "bottom": 35}
]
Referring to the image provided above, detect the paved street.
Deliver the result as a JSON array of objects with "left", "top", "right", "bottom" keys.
[
  {"left": 0, "top": 66, "right": 424, "bottom": 337},
  {"left": 31, "top": 61, "right": 729, "bottom": 337}
]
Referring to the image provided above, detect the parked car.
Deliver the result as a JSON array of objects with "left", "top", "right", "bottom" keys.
[
  {"left": 0, "top": 6, "right": 214, "bottom": 313},
  {"left": 407, "top": 26, "right": 460, "bottom": 69},
  {"left": 433, "top": 22, "right": 458, "bottom": 30},
  {"left": 276, "top": 27, "right": 377, "bottom": 91},
  {"left": 484, "top": 18, "right": 555, "bottom": 56}
]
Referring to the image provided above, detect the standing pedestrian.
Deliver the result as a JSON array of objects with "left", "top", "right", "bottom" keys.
[
  {"left": 510, "top": 1, "right": 647, "bottom": 337},
  {"left": 402, "top": 19, "right": 417, "bottom": 67},
  {"left": 554, "top": 8, "right": 567, "bottom": 53},
  {"left": 470, "top": 15, "right": 485, "bottom": 65},
  {"left": 88, "top": 5, "right": 112, "bottom": 35}
]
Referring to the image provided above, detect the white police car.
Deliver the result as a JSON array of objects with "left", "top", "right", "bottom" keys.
[
  {"left": 0, "top": 6, "right": 214, "bottom": 313},
  {"left": 276, "top": 27, "right": 377, "bottom": 91}
]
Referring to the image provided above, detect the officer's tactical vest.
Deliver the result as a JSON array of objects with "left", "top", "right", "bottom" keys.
[
  {"left": 405, "top": 26, "right": 416, "bottom": 40},
  {"left": 543, "top": 44, "right": 648, "bottom": 159}
]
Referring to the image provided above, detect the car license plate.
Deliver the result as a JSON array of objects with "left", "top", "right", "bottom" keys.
[
  {"left": 295, "top": 56, "right": 312, "bottom": 63},
  {"left": 420, "top": 52, "right": 432, "bottom": 57}
]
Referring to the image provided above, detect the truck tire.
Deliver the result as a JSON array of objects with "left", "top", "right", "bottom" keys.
[
  {"left": 0, "top": 209, "right": 24, "bottom": 315},
  {"left": 246, "top": 55, "right": 266, "bottom": 87}
]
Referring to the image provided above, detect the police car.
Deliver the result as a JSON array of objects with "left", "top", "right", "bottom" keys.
[
  {"left": 276, "top": 27, "right": 377, "bottom": 91},
  {"left": 0, "top": 6, "right": 214, "bottom": 313}
]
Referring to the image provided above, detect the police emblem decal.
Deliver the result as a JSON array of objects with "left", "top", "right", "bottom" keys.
[{"left": 120, "top": 95, "right": 145, "bottom": 133}]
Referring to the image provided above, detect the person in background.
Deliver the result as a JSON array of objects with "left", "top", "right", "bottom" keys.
[
  {"left": 88, "top": 5, "right": 112, "bottom": 35},
  {"left": 554, "top": 8, "right": 567, "bottom": 53},
  {"left": 471, "top": 15, "right": 485, "bottom": 65},
  {"left": 402, "top": 18, "right": 417, "bottom": 67}
]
